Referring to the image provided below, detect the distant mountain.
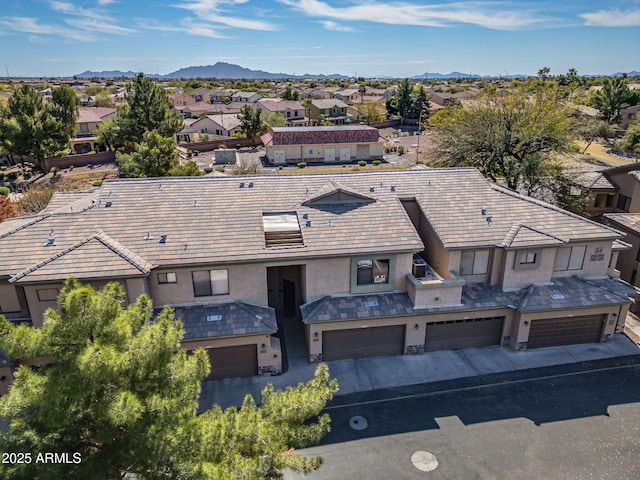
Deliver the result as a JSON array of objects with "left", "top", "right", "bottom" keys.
[
  {"left": 74, "top": 70, "right": 141, "bottom": 78},
  {"left": 164, "top": 62, "right": 349, "bottom": 80},
  {"left": 413, "top": 71, "right": 483, "bottom": 79}
]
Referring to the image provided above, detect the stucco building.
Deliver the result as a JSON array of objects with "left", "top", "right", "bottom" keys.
[{"left": 0, "top": 169, "right": 637, "bottom": 393}]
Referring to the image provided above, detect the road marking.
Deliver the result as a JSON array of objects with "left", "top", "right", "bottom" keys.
[{"left": 325, "top": 363, "right": 640, "bottom": 411}]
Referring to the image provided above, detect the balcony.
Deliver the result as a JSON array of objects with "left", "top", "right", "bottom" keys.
[{"left": 406, "top": 261, "right": 465, "bottom": 308}]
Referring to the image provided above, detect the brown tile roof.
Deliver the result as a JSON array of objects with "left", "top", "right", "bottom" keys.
[
  {"left": 10, "top": 231, "right": 153, "bottom": 284},
  {"left": 261, "top": 126, "right": 380, "bottom": 146},
  {"left": 0, "top": 169, "right": 623, "bottom": 281},
  {"left": 601, "top": 213, "right": 640, "bottom": 234},
  {"left": 498, "top": 223, "right": 565, "bottom": 249}
]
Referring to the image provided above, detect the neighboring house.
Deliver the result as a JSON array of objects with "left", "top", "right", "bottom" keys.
[
  {"left": 169, "top": 93, "right": 196, "bottom": 109},
  {"left": 71, "top": 107, "right": 117, "bottom": 153},
  {"left": 231, "top": 91, "right": 263, "bottom": 104},
  {"left": 261, "top": 126, "right": 383, "bottom": 164},
  {"left": 190, "top": 114, "right": 243, "bottom": 137},
  {"left": 333, "top": 88, "right": 361, "bottom": 104},
  {"left": 620, "top": 105, "right": 640, "bottom": 130},
  {"left": 182, "top": 102, "right": 242, "bottom": 119},
  {"left": 308, "top": 99, "right": 351, "bottom": 125},
  {"left": 577, "top": 163, "right": 640, "bottom": 217},
  {"left": 255, "top": 99, "right": 306, "bottom": 126},
  {"left": 596, "top": 213, "right": 640, "bottom": 311},
  {"left": 190, "top": 87, "right": 215, "bottom": 102},
  {"left": 208, "top": 88, "right": 235, "bottom": 103},
  {"left": 0, "top": 168, "right": 636, "bottom": 393}
]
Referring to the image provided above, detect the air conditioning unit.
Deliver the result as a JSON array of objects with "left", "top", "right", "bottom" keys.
[{"left": 412, "top": 254, "right": 427, "bottom": 278}]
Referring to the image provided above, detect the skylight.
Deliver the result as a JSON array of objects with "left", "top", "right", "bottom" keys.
[{"left": 262, "top": 212, "right": 304, "bottom": 248}]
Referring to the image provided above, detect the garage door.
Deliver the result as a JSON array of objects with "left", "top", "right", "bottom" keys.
[
  {"left": 201, "top": 345, "right": 258, "bottom": 380},
  {"left": 425, "top": 317, "right": 504, "bottom": 352},
  {"left": 324, "top": 149, "right": 335, "bottom": 162},
  {"left": 323, "top": 325, "right": 405, "bottom": 361},
  {"left": 527, "top": 315, "right": 604, "bottom": 349}
]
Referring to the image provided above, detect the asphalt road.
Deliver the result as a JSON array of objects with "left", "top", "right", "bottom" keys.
[{"left": 284, "top": 358, "right": 640, "bottom": 480}]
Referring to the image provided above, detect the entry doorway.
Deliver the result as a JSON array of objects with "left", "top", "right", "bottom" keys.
[{"left": 267, "top": 265, "right": 307, "bottom": 370}]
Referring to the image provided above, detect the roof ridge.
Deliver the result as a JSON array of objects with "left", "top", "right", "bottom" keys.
[
  {"left": 515, "top": 284, "right": 536, "bottom": 311},
  {"left": 232, "top": 300, "right": 276, "bottom": 330},
  {"left": 572, "top": 275, "right": 638, "bottom": 301},
  {"left": 92, "top": 231, "right": 152, "bottom": 275},
  {"left": 302, "top": 295, "right": 330, "bottom": 321},
  {"left": 489, "top": 183, "right": 624, "bottom": 239},
  {"left": 0, "top": 213, "right": 52, "bottom": 240}
]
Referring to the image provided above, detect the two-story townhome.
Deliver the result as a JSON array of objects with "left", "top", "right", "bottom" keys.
[
  {"left": 620, "top": 105, "right": 640, "bottom": 130},
  {"left": 190, "top": 87, "right": 215, "bottom": 103},
  {"left": 254, "top": 99, "right": 307, "bottom": 127},
  {"left": 70, "top": 107, "right": 117, "bottom": 154},
  {"left": 308, "top": 99, "right": 351, "bottom": 125},
  {"left": 169, "top": 93, "right": 196, "bottom": 109},
  {"left": 0, "top": 169, "right": 636, "bottom": 394},
  {"left": 190, "top": 114, "right": 243, "bottom": 137}
]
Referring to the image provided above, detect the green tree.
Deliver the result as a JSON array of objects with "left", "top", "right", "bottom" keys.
[
  {"left": 167, "top": 159, "right": 203, "bottom": 176},
  {"left": 0, "top": 85, "right": 72, "bottom": 170},
  {"left": 280, "top": 86, "right": 300, "bottom": 101},
  {"left": 591, "top": 78, "right": 633, "bottom": 124},
  {"left": 575, "top": 117, "right": 610, "bottom": 153},
  {"left": 386, "top": 78, "right": 413, "bottom": 124},
  {"left": 537, "top": 66, "right": 551, "bottom": 82},
  {"left": 355, "top": 100, "right": 385, "bottom": 124},
  {"left": 51, "top": 85, "right": 80, "bottom": 135},
  {"left": 0, "top": 279, "right": 338, "bottom": 480},
  {"left": 429, "top": 88, "right": 576, "bottom": 207},
  {"left": 238, "top": 105, "right": 267, "bottom": 145},
  {"left": 617, "top": 120, "right": 640, "bottom": 160},
  {"left": 116, "top": 73, "right": 183, "bottom": 146},
  {"left": 263, "top": 111, "right": 288, "bottom": 128},
  {"left": 410, "top": 85, "right": 430, "bottom": 124},
  {"left": 116, "top": 130, "right": 179, "bottom": 177}
]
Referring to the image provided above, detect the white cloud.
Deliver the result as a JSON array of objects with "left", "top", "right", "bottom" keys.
[
  {"left": 136, "top": 18, "right": 228, "bottom": 39},
  {"left": 173, "top": 0, "right": 278, "bottom": 30},
  {"left": 98, "top": 0, "right": 117, "bottom": 4},
  {"left": 581, "top": 8, "right": 640, "bottom": 27},
  {"left": 49, "top": 1, "right": 110, "bottom": 20},
  {"left": 64, "top": 17, "right": 135, "bottom": 35},
  {"left": 278, "top": 0, "right": 549, "bottom": 31},
  {"left": 0, "top": 16, "right": 95, "bottom": 41},
  {"left": 320, "top": 20, "right": 356, "bottom": 32}
]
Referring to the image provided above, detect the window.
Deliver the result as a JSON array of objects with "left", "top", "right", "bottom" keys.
[
  {"left": 554, "top": 246, "right": 587, "bottom": 271},
  {"left": 37, "top": 288, "right": 58, "bottom": 302},
  {"left": 514, "top": 249, "right": 541, "bottom": 269},
  {"left": 460, "top": 250, "right": 490, "bottom": 275},
  {"left": 79, "top": 123, "right": 89, "bottom": 133},
  {"left": 192, "top": 269, "right": 229, "bottom": 297},
  {"left": 356, "top": 259, "right": 389, "bottom": 285},
  {"left": 158, "top": 272, "right": 177, "bottom": 284},
  {"left": 617, "top": 194, "right": 631, "bottom": 212}
]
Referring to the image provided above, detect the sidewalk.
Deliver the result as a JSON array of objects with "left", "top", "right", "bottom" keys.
[{"left": 199, "top": 330, "right": 640, "bottom": 411}]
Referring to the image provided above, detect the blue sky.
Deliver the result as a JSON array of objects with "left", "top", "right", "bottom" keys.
[{"left": 0, "top": 0, "right": 639, "bottom": 78}]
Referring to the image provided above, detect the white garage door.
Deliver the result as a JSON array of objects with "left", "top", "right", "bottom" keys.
[
  {"left": 340, "top": 148, "right": 351, "bottom": 161},
  {"left": 324, "top": 149, "right": 336, "bottom": 162}
]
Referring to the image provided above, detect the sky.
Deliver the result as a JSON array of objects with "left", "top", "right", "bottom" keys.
[{"left": 0, "top": 0, "right": 639, "bottom": 78}]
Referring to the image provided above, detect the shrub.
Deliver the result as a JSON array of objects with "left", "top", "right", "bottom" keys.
[
  {"left": 278, "top": 165, "right": 283, "bottom": 170},
  {"left": 92, "top": 180, "right": 103, "bottom": 187},
  {"left": 0, "top": 186, "right": 10, "bottom": 196},
  {"left": 397, "top": 146, "right": 405, "bottom": 155},
  {"left": 358, "top": 160, "right": 367, "bottom": 167},
  {"left": 23, "top": 171, "right": 32, "bottom": 180},
  {"left": 297, "top": 162, "right": 307, "bottom": 169},
  {"left": 203, "top": 167, "right": 213, "bottom": 174},
  {"left": 0, "top": 166, "right": 7, "bottom": 171},
  {"left": 215, "top": 166, "right": 225, "bottom": 172},
  {"left": 372, "top": 160, "right": 381, "bottom": 166},
  {"left": 7, "top": 172, "right": 18, "bottom": 180},
  {"left": 50, "top": 166, "right": 60, "bottom": 175}
]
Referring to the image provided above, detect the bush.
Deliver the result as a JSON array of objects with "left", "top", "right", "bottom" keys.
[
  {"left": 203, "top": 167, "right": 213, "bottom": 174},
  {"left": 92, "top": 180, "right": 103, "bottom": 187},
  {"left": 0, "top": 166, "right": 7, "bottom": 171},
  {"left": 0, "top": 186, "right": 10, "bottom": 196},
  {"left": 23, "top": 171, "right": 32, "bottom": 180},
  {"left": 297, "top": 162, "right": 307, "bottom": 169},
  {"left": 372, "top": 160, "right": 381, "bottom": 166},
  {"left": 358, "top": 160, "right": 367, "bottom": 167},
  {"left": 215, "top": 166, "right": 225, "bottom": 172},
  {"left": 50, "top": 166, "right": 60, "bottom": 175},
  {"left": 398, "top": 146, "right": 405, "bottom": 155},
  {"left": 7, "top": 172, "right": 18, "bottom": 180}
]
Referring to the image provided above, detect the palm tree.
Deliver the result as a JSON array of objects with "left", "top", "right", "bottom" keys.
[{"left": 592, "top": 78, "right": 632, "bottom": 124}]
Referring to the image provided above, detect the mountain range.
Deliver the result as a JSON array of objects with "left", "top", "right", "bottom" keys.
[{"left": 73, "top": 63, "right": 640, "bottom": 80}]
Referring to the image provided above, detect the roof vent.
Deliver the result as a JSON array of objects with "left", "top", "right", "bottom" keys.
[
  {"left": 486, "top": 216, "right": 492, "bottom": 225},
  {"left": 550, "top": 293, "right": 565, "bottom": 300},
  {"left": 303, "top": 213, "right": 309, "bottom": 220},
  {"left": 105, "top": 201, "right": 112, "bottom": 208},
  {"left": 144, "top": 232, "right": 153, "bottom": 240},
  {"left": 369, "top": 187, "right": 375, "bottom": 193},
  {"left": 159, "top": 234, "right": 168, "bottom": 244},
  {"left": 306, "top": 220, "right": 312, "bottom": 227},
  {"left": 49, "top": 228, "right": 55, "bottom": 238},
  {"left": 481, "top": 207, "right": 487, "bottom": 216},
  {"left": 248, "top": 182, "right": 254, "bottom": 188},
  {"left": 239, "top": 182, "right": 245, "bottom": 188},
  {"left": 207, "top": 314, "right": 222, "bottom": 322},
  {"left": 364, "top": 300, "right": 379, "bottom": 307},
  {"left": 44, "top": 238, "right": 56, "bottom": 247},
  {"left": 192, "top": 200, "right": 198, "bottom": 207},
  {"left": 390, "top": 186, "right": 396, "bottom": 192}
]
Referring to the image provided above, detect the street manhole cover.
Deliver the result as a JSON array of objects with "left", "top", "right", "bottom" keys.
[
  {"left": 349, "top": 416, "right": 368, "bottom": 430},
  {"left": 411, "top": 451, "right": 438, "bottom": 472}
]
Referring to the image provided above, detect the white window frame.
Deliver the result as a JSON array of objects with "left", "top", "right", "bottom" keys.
[{"left": 157, "top": 272, "right": 177, "bottom": 284}]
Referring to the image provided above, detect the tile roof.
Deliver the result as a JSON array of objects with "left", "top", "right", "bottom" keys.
[
  {"left": 76, "top": 107, "right": 116, "bottom": 123},
  {"left": 311, "top": 99, "right": 349, "bottom": 109},
  {"left": 257, "top": 99, "right": 304, "bottom": 113},
  {"left": 261, "top": 125, "right": 380, "bottom": 146},
  {"left": 498, "top": 223, "right": 566, "bottom": 249},
  {"left": 301, "top": 275, "right": 634, "bottom": 323},
  {"left": 159, "top": 301, "right": 277, "bottom": 339},
  {"left": 0, "top": 169, "right": 623, "bottom": 281},
  {"left": 10, "top": 231, "right": 153, "bottom": 284},
  {"left": 601, "top": 213, "right": 640, "bottom": 234}
]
